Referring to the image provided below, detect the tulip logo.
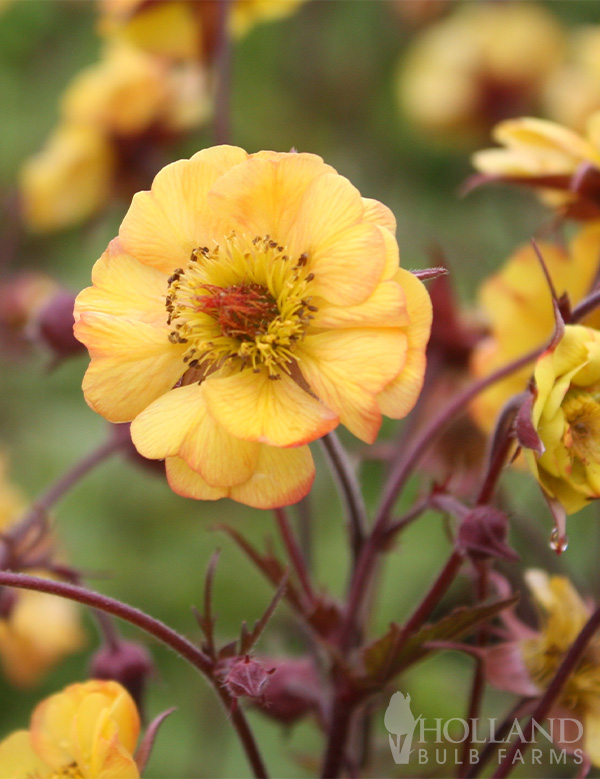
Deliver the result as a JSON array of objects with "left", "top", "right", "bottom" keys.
[{"left": 384, "top": 691, "right": 420, "bottom": 764}]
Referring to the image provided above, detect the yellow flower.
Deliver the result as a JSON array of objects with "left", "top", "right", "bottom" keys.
[
  {"left": 0, "top": 457, "right": 85, "bottom": 687},
  {"left": 398, "top": 2, "right": 565, "bottom": 144},
  {"left": 19, "top": 124, "right": 115, "bottom": 233},
  {"left": 97, "top": 0, "right": 307, "bottom": 61},
  {"left": 61, "top": 42, "right": 210, "bottom": 137},
  {"left": 0, "top": 680, "right": 141, "bottom": 778},
  {"left": 524, "top": 324, "right": 600, "bottom": 514},
  {"left": 487, "top": 571, "right": 600, "bottom": 766},
  {"left": 470, "top": 225, "right": 600, "bottom": 434},
  {"left": 543, "top": 26, "right": 600, "bottom": 134},
  {"left": 472, "top": 112, "right": 600, "bottom": 217},
  {"left": 74, "top": 146, "right": 432, "bottom": 509}
]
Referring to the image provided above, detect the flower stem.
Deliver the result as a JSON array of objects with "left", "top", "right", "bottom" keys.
[
  {"left": 213, "top": 0, "right": 232, "bottom": 145},
  {"left": 0, "top": 572, "right": 269, "bottom": 779},
  {"left": 5, "top": 433, "right": 127, "bottom": 545},
  {"left": 273, "top": 507, "right": 314, "bottom": 605},
  {"left": 493, "top": 601, "right": 600, "bottom": 778},
  {"left": 320, "top": 431, "right": 368, "bottom": 561}
]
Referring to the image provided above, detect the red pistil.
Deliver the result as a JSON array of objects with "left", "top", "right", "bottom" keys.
[{"left": 195, "top": 283, "right": 279, "bottom": 340}]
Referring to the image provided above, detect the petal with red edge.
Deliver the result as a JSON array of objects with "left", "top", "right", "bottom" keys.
[
  {"left": 230, "top": 444, "right": 314, "bottom": 509},
  {"left": 131, "top": 382, "right": 259, "bottom": 487},
  {"left": 203, "top": 369, "right": 338, "bottom": 447},
  {"left": 166, "top": 457, "right": 229, "bottom": 501},
  {"left": 297, "top": 329, "right": 407, "bottom": 443}
]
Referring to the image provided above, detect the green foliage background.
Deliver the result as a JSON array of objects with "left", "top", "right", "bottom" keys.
[{"left": 2, "top": 2, "right": 600, "bottom": 777}]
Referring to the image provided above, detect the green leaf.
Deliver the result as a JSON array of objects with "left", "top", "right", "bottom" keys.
[{"left": 360, "top": 595, "right": 518, "bottom": 688}]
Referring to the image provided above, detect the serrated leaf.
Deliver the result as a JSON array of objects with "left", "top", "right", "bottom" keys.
[{"left": 360, "top": 595, "right": 518, "bottom": 688}]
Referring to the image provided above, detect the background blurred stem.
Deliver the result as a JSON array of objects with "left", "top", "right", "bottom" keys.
[
  {"left": 213, "top": 0, "right": 233, "bottom": 145},
  {"left": 320, "top": 431, "right": 368, "bottom": 562}
]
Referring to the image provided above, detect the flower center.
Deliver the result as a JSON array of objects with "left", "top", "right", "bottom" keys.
[
  {"left": 165, "top": 233, "right": 316, "bottom": 378},
  {"left": 48, "top": 764, "right": 84, "bottom": 779},
  {"left": 562, "top": 390, "right": 600, "bottom": 465}
]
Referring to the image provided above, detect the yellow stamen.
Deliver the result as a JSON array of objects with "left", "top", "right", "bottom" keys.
[{"left": 165, "top": 233, "right": 316, "bottom": 377}]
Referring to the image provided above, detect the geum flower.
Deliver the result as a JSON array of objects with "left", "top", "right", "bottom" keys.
[
  {"left": 471, "top": 112, "right": 600, "bottom": 218},
  {"left": 522, "top": 324, "right": 600, "bottom": 515},
  {"left": 486, "top": 571, "right": 600, "bottom": 768},
  {"left": 74, "top": 147, "right": 432, "bottom": 509},
  {"left": 0, "top": 680, "right": 141, "bottom": 778},
  {"left": 470, "top": 225, "right": 600, "bottom": 435}
]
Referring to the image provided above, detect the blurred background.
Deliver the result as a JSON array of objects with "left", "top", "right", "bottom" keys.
[{"left": 2, "top": 1, "right": 600, "bottom": 776}]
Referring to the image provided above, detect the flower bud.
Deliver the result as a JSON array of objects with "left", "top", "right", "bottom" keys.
[
  {"left": 90, "top": 639, "right": 153, "bottom": 712},
  {"left": 252, "top": 657, "right": 321, "bottom": 725},
  {"left": 457, "top": 506, "right": 519, "bottom": 562},
  {"left": 220, "top": 655, "right": 275, "bottom": 701},
  {"left": 35, "top": 289, "right": 85, "bottom": 360},
  {"left": 523, "top": 324, "right": 600, "bottom": 514}
]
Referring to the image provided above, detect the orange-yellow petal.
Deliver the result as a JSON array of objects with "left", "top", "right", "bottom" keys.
[
  {"left": 305, "top": 221, "right": 387, "bottom": 306},
  {"left": 166, "top": 444, "right": 315, "bottom": 509},
  {"left": 311, "top": 279, "right": 409, "bottom": 330},
  {"left": 74, "top": 238, "right": 168, "bottom": 326},
  {"left": 297, "top": 328, "right": 408, "bottom": 443},
  {"left": 118, "top": 146, "right": 248, "bottom": 273},
  {"left": 206, "top": 151, "right": 335, "bottom": 240},
  {"left": 165, "top": 457, "right": 229, "bottom": 502},
  {"left": 230, "top": 443, "right": 314, "bottom": 508},
  {"left": 76, "top": 314, "right": 185, "bottom": 422},
  {"left": 130, "top": 382, "right": 260, "bottom": 487},
  {"left": 0, "top": 730, "right": 49, "bottom": 778},
  {"left": 202, "top": 369, "right": 339, "bottom": 447},
  {"left": 361, "top": 197, "right": 397, "bottom": 234},
  {"left": 377, "top": 268, "right": 433, "bottom": 418}
]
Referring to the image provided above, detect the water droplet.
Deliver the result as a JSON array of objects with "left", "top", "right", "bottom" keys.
[{"left": 549, "top": 528, "right": 569, "bottom": 554}]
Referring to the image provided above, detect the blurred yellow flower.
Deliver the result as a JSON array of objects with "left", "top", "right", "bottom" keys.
[
  {"left": 19, "top": 40, "right": 210, "bottom": 234},
  {"left": 0, "top": 680, "right": 141, "bottom": 778},
  {"left": 543, "top": 26, "right": 600, "bottom": 134},
  {"left": 62, "top": 42, "right": 210, "bottom": 136},
  {"left": 97, "top": 0, "right": 307, "bottom": 61},
  {"left": 487, "top": 571, "right": 600, "bottom": 766},
  {"left": 19, "top": 124, "right": 114, "bottom": 233},
  {"left": 0, "top": 457, "right": 85, "bottom": 687},
  {"left": 74, "top": 146, "right": 432, "bottom": 509},
  {"left": 524, "top": 324, "right": 600, "bottom": 514},
  {"left": 470, "top": 225, "right": 600, "bottom": 434},
  {"left": 472, "top": 112, "right": 600, "bottom": 217},
  {"left": 398, "top": 2, "right": 565, "bottom": 144}
]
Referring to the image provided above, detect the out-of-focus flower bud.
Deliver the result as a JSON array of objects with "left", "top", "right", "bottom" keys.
[
  {"left": 220, "top": 655, "right": 275, "bottom": 701},
  {"left": 252, "top": 657, "right": 321, "bottom": 725},
  {"left": 0, "top": 273, "right": 60, "bottom": 358},
  {"left": 90, "top": 639, "right": 154, "bottom": 711},
  {"left": 34, "top": 289, "right": 85, "bottom": 360},
  {"left": 457, "top": 506, "right": 519, "bottom": 562}
]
